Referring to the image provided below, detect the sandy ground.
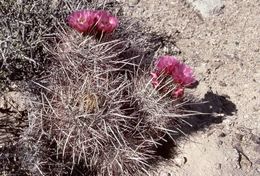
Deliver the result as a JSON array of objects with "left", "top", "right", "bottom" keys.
[{"left": 120, "top": 0, "right": 260, "bottom": 175}]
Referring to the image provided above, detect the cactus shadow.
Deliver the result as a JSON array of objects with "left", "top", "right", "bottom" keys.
[{"left": 156, "top": 91, "right": 237, "bottom": 159}]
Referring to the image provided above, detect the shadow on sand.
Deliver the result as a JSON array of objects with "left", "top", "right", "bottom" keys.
[{"left": 156, "top": 91, "right": 237, "bottom": 159}]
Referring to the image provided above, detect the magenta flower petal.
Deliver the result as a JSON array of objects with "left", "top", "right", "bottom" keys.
[
  {"left": 94, "top": 10, "right": 119, "bottom": 33},
  {"left": 67, "top": 10, "right": 119, "bottom": 34},
  {"left": 172, "top": 63, "right": 196, "bottom": 86},
  {"left": 152, "top": 55, "right": 197, "bottom": 98},
  {"left": 67, "top": 10, "right": 96, "bottom": 33},
  {"left": 155, "top": 56, "right": 180, "bottom": 74},
  {"left": 182, "top": 66, "right": 196, "bottom": 85}
]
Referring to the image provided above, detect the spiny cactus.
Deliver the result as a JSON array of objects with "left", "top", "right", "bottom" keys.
[
  {"left": 18, "top": 23, "right": 198, "bottom": 175},
  {"left": 0, "top": 0, "right": 201, "bottom": 175},
  {"left": 0, "top": 0, "right": 112, "bottom": 90}
]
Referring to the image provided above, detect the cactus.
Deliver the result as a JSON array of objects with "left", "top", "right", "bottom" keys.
[
  {"left": 0, "top": 1, "right": 198, "bottom": 175},
  {"left": 18, "top": 24, "right": 197, "bottom": 175}
]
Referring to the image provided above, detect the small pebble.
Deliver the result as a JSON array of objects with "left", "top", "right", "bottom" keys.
[
  {"left": 217, "top": 140, "right": 223, "bottom": 146},
  {"left": 216, "top": 163, "right": 222, "bottom": 169},
  {"left": 218, "top": 132, "right": 226, "bottom": 137},
  {"left": 129, "top": 0, "right": 140, "bottom": 6},
  {"left": 174, "top": 156, "right": 187, "bottom": 166},
  {"left": 219, "top": 81, "right": 227, "bottom": 87},
  {"left": 235, "top": 133, "right": 243, "bottom": 141}
]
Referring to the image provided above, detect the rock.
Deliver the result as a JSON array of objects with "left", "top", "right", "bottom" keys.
[
  {"left": 218, "top": 132, "right": 226, "bottom": 138},
  {"left": 216, "top": 163, "right": 222, "bottom": 170},
  {"left": 219, "top": 81, "right": 227, "bottom": 87},
  {"left": 157, "top": 172, "right": 172, "bottom": 176},
  {"left": 187, "top": 0, "right": 225, "bottom": 18},
  {"left": 234, "top": 133, "right": 243, "bottom": 141},
  {"left": 217, "top": 140, "right": 223, "bottom": 146},
  {"left": 129, "top": 0, "right": 140, "bottom": 6},
  {"left": 173, "top": 156, "right": 187, "bottom": 167}
]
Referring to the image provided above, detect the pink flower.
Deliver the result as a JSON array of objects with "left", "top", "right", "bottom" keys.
[
  {"left": 94, "top": 10, "right": 119, "bottom": 33},
  {"left": 172, "top": 62, "right": 196, "bottom": 87},
  {"left": 155, "top": 56, "right": 180, "bottom": 74},
  {"left": 151, "top": 56, "right": 197, "bottom": 98},
  {"left": 67, "top": 10, "right": 118, "bottom": 34},
  {"left": 67, "top": 10, "right": 96, "bottom": 33}
]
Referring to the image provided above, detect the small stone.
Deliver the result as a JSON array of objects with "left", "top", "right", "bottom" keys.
[
  {"left": 217, "top": 140, "right": 223, "bottom": 146},
  {"left": 158, "top": 171, "right": 172, "bottom": 176},
  {"left": 187, "top": 0, "right": 225, "bottom": 18},
  {"left": 216, "top": 163, "right": 222, "bottom": 169},
  {"left": 218, "top": 132, "right": 226, "bottom": 137},
  {"left": 219, "top": 81, "right": 227, "bottom": 87},
  {"left": 129, "top": 0, "right": 140, "bottom": 6},
  {"left": 235, "top": 133, "right": 243, "bottom": 141},
  {"left": 174, "top": 156, "right": 187, "bottom": 167}
]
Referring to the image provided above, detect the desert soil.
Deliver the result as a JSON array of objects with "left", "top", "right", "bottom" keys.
[
  {"left": 120, "top": 0, "right": 260, "bottom": 175},
  {"left": 0, "top": 0, "right": 259, "bottom": 175}
]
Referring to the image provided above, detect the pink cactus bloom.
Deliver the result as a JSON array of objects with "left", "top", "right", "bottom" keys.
[
  {"left": 172, "top": 62, "right": 196, "bottom": 87},
  {"left": 154, "top": 55, "right": 196, "bottom": 87},
  {"left": 67, "top": 10, "right": 96, "bottom": 33},
  {"left": 173, "top": 87, "right": 184, "bottom": 98},
  {"left": 155, "top": 56, "right": 180, "bottom": 74},
  {"left": 94, "top": 10, "right": 119, "bottom": 33},
  {"left": 152, "top": 55, "right": 197, "bottom": 98}
]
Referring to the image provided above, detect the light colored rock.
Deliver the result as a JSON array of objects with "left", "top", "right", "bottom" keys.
[
  {"left": 173, "top": 156, "right": 187, "bottom": 167},
  {"left": 187, "top": 0, "right": 224, "bottom": 17},
  {"left": 129, "top": 0, "right": 140, "bottom": 6},
  {"left": 118, "top": 0, "right": 140, "bottom": 6}
]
